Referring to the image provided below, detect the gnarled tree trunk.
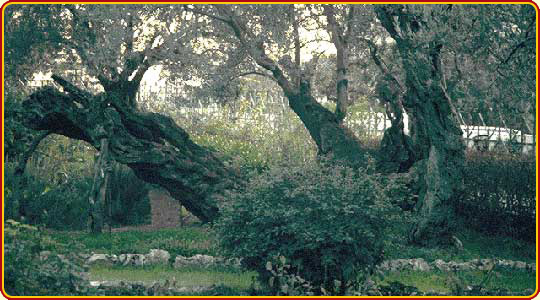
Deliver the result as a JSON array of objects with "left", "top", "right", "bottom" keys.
[
  {"left": 21, "top": 76, "right": 238, "bottom": 223},
  {"left": 375, "top": 5, "right": 466, "bottom": 245},
  {"left": 88, "top": 138, "right": 112, "bottom": 233}
]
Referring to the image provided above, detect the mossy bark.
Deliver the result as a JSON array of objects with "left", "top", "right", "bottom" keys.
[
  {"left": 398, "top": 44, "right": 465, "bottom": 245},
  {"left": 21, "top": 77, "right": 238, "bottom": 223},
  {"left": 375, "top": 5, "right": 466, "bottom": 245}
]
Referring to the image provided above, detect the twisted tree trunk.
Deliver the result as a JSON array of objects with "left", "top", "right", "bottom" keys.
[
  {"left": 21, "top": 76, "right": 238, "bottom": 223},
  {"left": 375, "top": 5, "right": 466, "bottom": 245}
]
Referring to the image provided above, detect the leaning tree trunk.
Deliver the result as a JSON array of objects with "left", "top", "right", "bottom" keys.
[
  {"left": 286, "top": 81, "right": 366, "bottom": 168},
  {"left": 21, "top": 75, "right": 238, "bottom": 223},
  {"left": 88, "top": 76, "right": 140, "bottom": 233},
  {"left": 213, "top": 5, "right": 367, "bottom": 169},
  {"left": 14, "top": 130, "right": 51, "bottom": 176},
  {"left": 375, "top": 5, "right": 466, "bottom": 246}
]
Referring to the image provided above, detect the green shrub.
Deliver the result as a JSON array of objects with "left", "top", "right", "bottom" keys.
[
  {"left": 4, "top": 163, "right": 92, "bottom": 230},
  {"left": 4, "top": 220, "right": 90, "bottom": 296},
  {"left": 216, "top": 159, "right": 392, "bottom": 295},
  {"left": 457, "top": 152, "right": 535, "bottom": 241},
  {"left": 5, "top": 160, "right": 151, "bottom": 230}
]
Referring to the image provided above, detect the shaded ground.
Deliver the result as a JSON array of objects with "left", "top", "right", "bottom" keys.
[{"left": 112, "top": 189, "right": 182, "bottom": 232}]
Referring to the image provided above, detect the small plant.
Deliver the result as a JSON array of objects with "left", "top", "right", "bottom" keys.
[
  {"left": 4, "top": 220, "right": 90, "bottom": 296},
  {"left": 216, "top": 159, "right": 393, "bottom": 295},
  {"left": 264, "top": 256, "right": 317, "bottom": 296},
  {"left": 378, "top": 281, "right": 421, "bottom": 296}
]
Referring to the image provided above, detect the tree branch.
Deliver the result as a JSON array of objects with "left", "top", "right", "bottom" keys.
[
  {"left": 210, "top": 5, "right": 297, "bottom": 97},
  {"left": 14, "top": 131, "right": 51, "bottom": 176},
  {"left": 360, "top": 37, "right": 404, "bottom": 91},
  {"left": 51, "top": 74, "right": 92, "bottom": 106},
  {"left": 183, "top": 5, "right": 231, "bottom": 23}
]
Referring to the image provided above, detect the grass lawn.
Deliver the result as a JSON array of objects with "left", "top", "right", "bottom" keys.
[
  {"left": 46, "top": 226, "right": 217, "bottom": 257},
  {"left": 383, "top": 226, "right": 536, "bottom": 263},
  {"left": 378, "top": 268, "right": 536, "bottom": 295},
  {"left": 89, "top": 265, "right": 256, "bottom": 291}
]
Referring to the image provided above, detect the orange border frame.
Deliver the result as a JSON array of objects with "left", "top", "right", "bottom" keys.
[{"left": 0, "top": 1, "right": 538, "bottom": 299}]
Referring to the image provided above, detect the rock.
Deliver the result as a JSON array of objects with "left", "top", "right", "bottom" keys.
[
  {"left": 433, "top": 259, "right": 450, "bottom": 271},
  {"left": 147, "top": 249, "right": 171, "bottom": 265},
  {"left": 174, "top": 255, "right": 190, "bottom": 268},
  {"left": 377, "top": 257, "right": 535, "bottom": 273},
  {"left": 223, "top": 257, "right": 242, "bottom": 268},
  {"left": 411, "top": 258, "right": 431, "bottom": 271},
  {"left": 514, "top": 261, "right": 527, "bottom": 269},
  {"left": 456, "top": 262, "right": 474, "bottom": 271},
  {"left": 194, "top": 254, "right": 217, "bottom": 266},
  {"left": 497, "top": 259, "right": 514, "bottom": 268},
  {"left": 119, "top": 254, "right": 146, "bottom": 266},
  {"left": 87, "top": 254, "right": 118, "bottom": 266},
  {"left": 478, "top": 259, "right": 494, "bottom": 270},
  {"left": 174, "top": 254, "right": 217, "bottom": 269}
]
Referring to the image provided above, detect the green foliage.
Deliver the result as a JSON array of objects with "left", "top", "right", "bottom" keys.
[
  {"left": 383, "top": 225, "right": 535, "bottom": 264},
  {"left": 4, "top": 95, "right": 34, "bottom": 161},
  {"left": 89, "top": 264, "right": 254, "bottom": 293},
  {"left": 378, "top": 281, "right": 420, "bottom": 296},
  {"left": 5, "top": 161, "right": 151, "bottom": 230},
  {"left": 262, "top": 256, "right": 317, "bottom": 296},
  {"left": 5, "top": 163, "right": 93, "bottom": 230},
  {"left": 216, "top": 159, "right": 392, "bottom": 295},
  {"left": 4, "top": 4, "right": 65, "bottom": 81},
  {"left": 4, "top": 220, "right": 90, "bottom": 296},
  {"left": 457, "top": 152, "right": 535, "bottom": 241}
]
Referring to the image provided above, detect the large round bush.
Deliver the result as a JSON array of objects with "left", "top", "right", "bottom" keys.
[{"left": 216, "top": 160, "right": 391, "bottom": 295}]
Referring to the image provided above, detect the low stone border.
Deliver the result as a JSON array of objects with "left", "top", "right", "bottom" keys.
[
  {"left": 84, "top": 250, "right": 241, "bottom": 268},
  {"left": 83, "top": 250, "right": 536, "bottom": 273},
  {"left": 377, "top": 258, "right": 536, "bottom": 273},
  {"left": 86, "top": 249, "right": 171, "bottom": 266}
]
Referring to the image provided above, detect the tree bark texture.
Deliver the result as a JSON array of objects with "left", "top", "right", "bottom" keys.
[
  {"left": 363, "top": 38, "right": 415, "bottom": 173},
  {"left": 375, "top": 5, "right": 466, "bottom": 245},
  {"left": 88, "top": 138, "right": 111, "bottom": 233},
  {"left": 21, "top": 76, "right": 237, "bottom": 223},
  {"left": 323, "top": 5, "right": 354, "bottom": 123},
  {"left": 288, "top": 81, "right": 366, "bottom": 167}
]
